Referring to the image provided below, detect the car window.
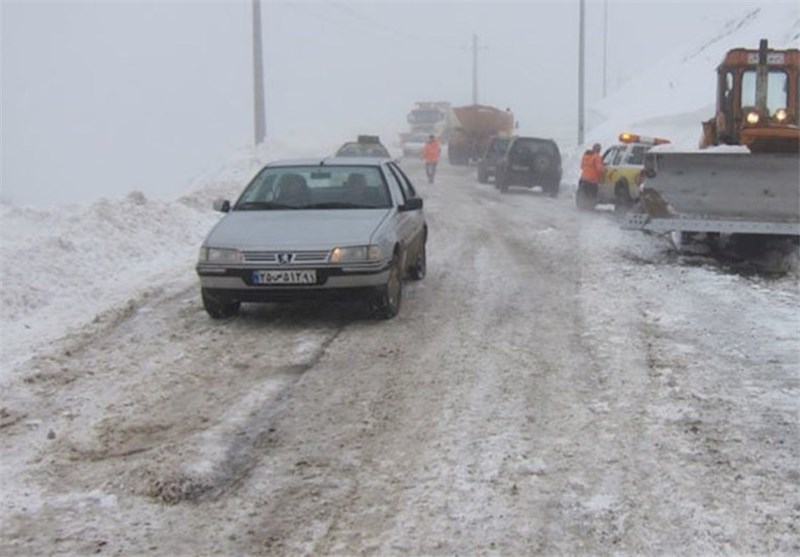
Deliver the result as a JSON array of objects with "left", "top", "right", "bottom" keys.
[
  {"left": 602, "top": 147, "right": 618, "bottom": 165},
  {"left": 335, "top": 145, "right": 361, "bottom": 157},
  {"left": 625, "top": 145, "right": 647, "bottom": 165},
  {"left": 387, "top": 162, "right": 417, "bottom": 201},
  {"left": 512, "top": 139, "right": 559, "bottom": 159},
  {"left": 234, "top": 166, "right": 390, "bottom": 209}
]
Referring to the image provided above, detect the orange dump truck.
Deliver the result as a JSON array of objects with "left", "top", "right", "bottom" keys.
[{"left": 447, "top": 105, "right": 514, "bottom": 165}]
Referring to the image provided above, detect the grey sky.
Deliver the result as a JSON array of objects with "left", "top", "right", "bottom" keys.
[{"left": 0, "top": 0, "right": 785, "bottom": 205}]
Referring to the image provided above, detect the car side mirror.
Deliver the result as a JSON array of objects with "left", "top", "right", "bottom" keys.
[
  {"left": 213, "top": 199, "right": 231, "bottom": 213},
  {"left": 400, "top": 197, "right": 423, "bottom": 211}
]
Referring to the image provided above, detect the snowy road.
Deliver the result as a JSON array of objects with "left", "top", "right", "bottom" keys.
[{"left": 1, "top": 161, "right": 798, "bottom": 555}]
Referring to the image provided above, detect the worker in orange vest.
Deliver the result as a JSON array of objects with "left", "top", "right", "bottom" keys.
[
  {"left": 421, "top": 135, "right": 442, "bottom": 184},
  {"left": 576, "top": 143, "right": 604, "bottom": 211}
]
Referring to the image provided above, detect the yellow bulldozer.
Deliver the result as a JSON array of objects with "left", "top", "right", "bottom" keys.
[
  {"left": 625, "top": 39, "right": 800, "bottom": 239},
  {"left": 702, "top": 39, "right": 799, "bottom": 153}
]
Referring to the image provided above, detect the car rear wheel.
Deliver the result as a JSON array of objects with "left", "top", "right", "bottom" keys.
[
  {"left": 544, "top": 181, "right": 560, "bottom": 198},
  {"left": 614, "top": 181, "right": 633, "bottom": 215},
  {"left": 496, "top": 171, "right": 510, "bottom": 193},
  {"left": 477, "top": 165, "right": 488, "bottom": 184},
  {"left": 371, "top": 255, "right": 403, "bottom": 319},
  {"left": 201, "top": 288, "right": 240, "bottom": 319}
]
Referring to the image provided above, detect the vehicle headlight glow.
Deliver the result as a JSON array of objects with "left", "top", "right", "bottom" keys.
[
  {"left": 329, "top": 245, "right": 382, "bottom": 264},
  {"left": 774, "top": 108, "right": 788, "bottom": 122},
  {"left": 200, "top": 247, "right": 244, "bottom": 264},
  {"left": 745, "top": 111, "right": 760, "bottom": 125}
]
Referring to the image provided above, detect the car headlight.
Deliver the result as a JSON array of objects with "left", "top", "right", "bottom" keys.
[
  {"left": 774, "top": 108, "right": 788, "bottom": 122},
  {"left": 199, "top": 247, "right": 244, "bottom": 264},
  {"left": 745, "top": 110, "right": 760, "bottom": 125},
  {"left": 329, "top": 245, "right": 382, "bottom": 264}
]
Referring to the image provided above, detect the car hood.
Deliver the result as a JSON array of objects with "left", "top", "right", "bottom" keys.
[{"left": 206, "top": 209, "right": 392, "bottom": 250}]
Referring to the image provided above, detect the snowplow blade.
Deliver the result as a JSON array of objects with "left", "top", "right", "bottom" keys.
[{"left": 623, "top": 151, "right": 800, "bottom": 236}]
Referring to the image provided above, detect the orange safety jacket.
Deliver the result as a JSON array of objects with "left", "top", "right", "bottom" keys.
[
  {"left": 422, "top": 139, "right": 441, "bottom": 162},
  {"left": 580, "top": 151, "right": 604, "bottom": 183}
]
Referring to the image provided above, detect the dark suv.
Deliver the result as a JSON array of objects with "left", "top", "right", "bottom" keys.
[
  {"left": 477, "top": 136, "right": 511, "bottom": 184},
  {"left": 495, "top": 136, "right": 562, "bottom": 197}
]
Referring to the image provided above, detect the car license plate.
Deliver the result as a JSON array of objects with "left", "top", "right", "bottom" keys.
[{"left": 252, "top": 270, "right": 316, "bottom": 285}]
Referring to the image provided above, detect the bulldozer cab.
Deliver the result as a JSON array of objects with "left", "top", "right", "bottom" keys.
[{"left": 708, "top": 40, "right": 800, "bottom": 152}]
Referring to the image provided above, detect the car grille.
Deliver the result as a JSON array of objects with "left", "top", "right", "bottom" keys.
[{"left": 242, "top": 250, "right": 331, "bottom": 264}]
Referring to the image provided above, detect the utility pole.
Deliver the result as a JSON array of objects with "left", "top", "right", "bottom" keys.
[
  {"left": 472, "top": 33, "right": 479, "bottom": 105},
  {"left": 603, "top": 0, "right": 608, "bottom": 98},
  {"left": 578, "top": 0, "right": 585, "bottom": 146},
  {"left": 252, "top": 0, "right": 266, "bottom": 145}
]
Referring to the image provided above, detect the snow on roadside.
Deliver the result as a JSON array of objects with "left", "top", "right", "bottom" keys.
[
  {"left": 0, "top": 194, "right": 217, "bottom": 374},
  {"left": 0, "top": 144, "right": 273, "bottom": 377}
]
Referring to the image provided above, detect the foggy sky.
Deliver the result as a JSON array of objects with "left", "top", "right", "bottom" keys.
[{"left": 0, "top": 0, "right": 787, "bottom": 206}]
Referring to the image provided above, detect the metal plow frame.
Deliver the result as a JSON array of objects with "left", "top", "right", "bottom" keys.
[{"left": 623, "top": 212, "right": 800, "bottom": 236}]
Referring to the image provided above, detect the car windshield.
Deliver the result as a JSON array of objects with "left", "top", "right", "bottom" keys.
[
  {"left": 407, "top": 109, "right": 444, "bottom": 124},
  {"left": 335, "top": 143, "right": 390, "bottom": 158},
  {"left": 234, "top": 166, "right": 391, "bottom": 210}
]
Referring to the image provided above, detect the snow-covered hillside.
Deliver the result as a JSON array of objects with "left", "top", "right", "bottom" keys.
[{"left": 1, "top": 4, "right": 799, "bottom": 377}]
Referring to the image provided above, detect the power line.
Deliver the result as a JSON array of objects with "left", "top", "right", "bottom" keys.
[{"left": 326, "top": 2, "right": 462, "bottom": 50}]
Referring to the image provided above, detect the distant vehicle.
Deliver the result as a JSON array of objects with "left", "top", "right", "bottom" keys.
[
  {"left": 402, "top": 133, "right": 430, "bottom": 158},
  {"left": 477, "top": 135, "right": 512, "bottom": 183},
  {"left": 495, "top": 136, "right": 562, "bottom": 197},
  {"left": 405, "top": 101, "right": 454, "bottom": 141},
  {"left": 448, "top": 105, "right": 515, "bottom": 165},
  {"left": 587, "top": 132, "right": 670, "bottom": 214},
  {"left": 334, "top": 135, "right": 391, "bottom": 158},
  {"left": 196, "top": 158, "right": 427, "bottom": 320}
]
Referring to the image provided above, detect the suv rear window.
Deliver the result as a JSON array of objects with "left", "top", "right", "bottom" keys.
[{"left": 510, "top": 139, "right": 559, "bottom": 159}]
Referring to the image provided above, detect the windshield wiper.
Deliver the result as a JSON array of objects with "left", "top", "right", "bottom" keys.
[
  {"left": 234, "top": 201, "right": 298, "bottom": 210},
  {"left": 304, "top": 202, "right": 370, "bottom": 209}
]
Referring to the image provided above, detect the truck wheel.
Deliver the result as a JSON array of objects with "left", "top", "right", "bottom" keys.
[
  {"left": 201, "top": 288, "right": 240, "bottom": 319},
  {"left": 545, "top": 181, "right": 560, "bottom": 198}
]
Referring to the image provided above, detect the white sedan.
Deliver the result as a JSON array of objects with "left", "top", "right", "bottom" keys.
[{"left": 196, "top": 157, "right": 427, "bottom": 319}]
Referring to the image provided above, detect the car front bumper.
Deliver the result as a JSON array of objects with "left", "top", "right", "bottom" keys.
[{"left": 196, "top": 263, "right": 391, "bottom": 302}]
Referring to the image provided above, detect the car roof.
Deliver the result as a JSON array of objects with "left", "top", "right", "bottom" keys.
[
  {"left": 511, "top": 135, "right": 557, "bottom": 143},
  {"left": 265, "top": 157, "right": 391, "bottom": 168}
]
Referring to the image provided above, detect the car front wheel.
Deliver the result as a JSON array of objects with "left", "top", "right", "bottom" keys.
[
  {"left": 201, "top": 288, "right": 240, "bottom": 319},
  {"left": 371, "top": 255, "right": 403, "bottom": 319},
  {"left": 408, "top": 242, "right": 426, "bottom": 280}
]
